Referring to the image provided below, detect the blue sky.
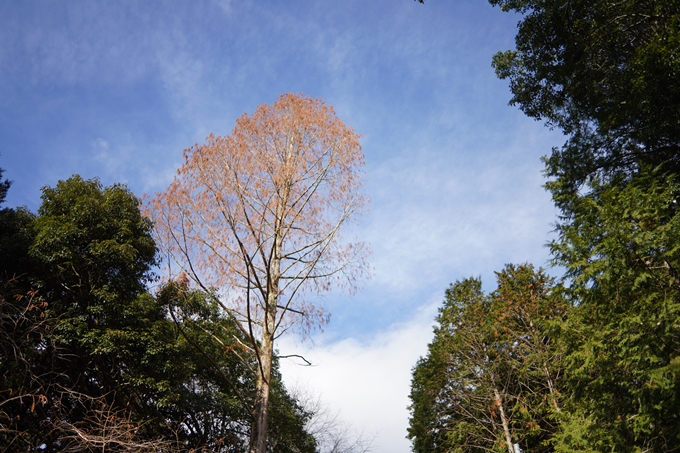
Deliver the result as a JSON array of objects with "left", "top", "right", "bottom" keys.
[{"left": 1, "top": 1, "right": 564, "bottom": 451}]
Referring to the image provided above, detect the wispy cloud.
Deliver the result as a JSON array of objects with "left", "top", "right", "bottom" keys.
[{"left": 1, "top": 2, "right": 566, "bottom": 451}]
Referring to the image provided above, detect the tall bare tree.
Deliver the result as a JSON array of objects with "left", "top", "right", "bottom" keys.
[{"left": 147, "top": 93, "right": 369, "bottom": 453}]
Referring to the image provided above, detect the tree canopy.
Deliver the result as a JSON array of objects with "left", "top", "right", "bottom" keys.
[
  {"left": 0, "top": 164, "right": 10, "bottom": 205},
  {"left": 488, "top": 0, "right": 680, "bottom": 451},
  {"left": 147, "top": 92, "right": 369, "bottom": 453},
  {"left": 491, "top": 0, "right": 680, "bottom": 191},
  {"left": 408, "top": 264, "right": 567, "bottom": 453},
  {"left": 0, "top": 174, "right": 318, "bottom": 452},
  {"left": 408, "top": 2, "right": 680, "bottom": 451}
]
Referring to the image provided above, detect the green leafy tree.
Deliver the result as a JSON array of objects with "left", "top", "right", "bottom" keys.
[
  {"left": 0, "top": 164, "right": 10, "bottom": 205},
  {"left": 1, "top": 175, "right": 170, "bottom": 452},
  {"left": 29, "top": 176, "right": 159, "bottom": 440},
  {"left": 548, "top": 167, "right": 680, "bottom": 452},
  {"left": 408, "top": 264, "right": 567, "bottom": 453},
  {"left": 31, "top": 175, "right": 157, "bottom": 326},
  {"left": 0, "top": 206, "right": 35, "bottom": 281},
  {"left": 490, "top": 0, "right": 680, "bottom": 189},
  {"left": 491, "top": 1, "right": 680, "bottom": 450},
  {"left": 1, "top": 175, "right": 317, "bottom": 452},
  {"left": 0, "top": 165, "right": 35, "bottom": 282}
]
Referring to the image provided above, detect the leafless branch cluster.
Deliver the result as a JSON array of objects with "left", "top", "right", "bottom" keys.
[
  {"left": 291, "top": 386, "right": 374, "bottom": 453},
  {"left": 0, "top": 279, "right": 179, "bottom": 453},
  {"left": 44, "top": 390, "right": 177, "bottom": 453}
]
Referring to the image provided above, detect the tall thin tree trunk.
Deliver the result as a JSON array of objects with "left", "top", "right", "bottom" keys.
[
  {"left": 250, "top": 328, "right": 274, "bottom": 453},
  {"left": 543, "top": 365, "right": 561, "bottom": 413},
  {"left": 250, "top": 195, "right": 285, "bottom": 453},
  {"left": 250, "top": 285, "right": 278, "bottom": 453},
  {"left": 494, "top": 388, "right": 514, "bottom": 453}
]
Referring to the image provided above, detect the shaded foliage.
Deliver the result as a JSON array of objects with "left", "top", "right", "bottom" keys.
[
  {"left": 0, "top": 164, "right": 10, "bottom": 206},
  {"left": 0, "top": 174, "right": 317, "bottom": 452},
  {"left": 408, "top": 265, "right": 568, "bottom": 453},
  {"left": 490, "top": 0, "right": 680, "bottom": 450},
  {"left": 491, "top": 0, "right": 680, "bottom": 190},
  {"left": 0, "top": 176, "right": 175, "bottom": 452}
]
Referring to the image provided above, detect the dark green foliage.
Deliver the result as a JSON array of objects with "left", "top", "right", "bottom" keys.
[
  {"left": 549, "top": 167, "right": 680, "bottom": 452},
  {"left": 490, "top": 0, "right": 680, "bottom": 189},
  {"left": 0, "top": 165, "right": 10, "bottom": 206},
  {"left": 29, "top": 176, "right": 160, "bottom": 436},
  {"left": 0, "top": 175, "right": 316, "bottom": 452},
  {"left": 31, "top": 175, "right": 157, "bottom": 320},
  {"left": 408, "top": 265, "right": 567, "bottom": 453},
  {"left": 0, "top": 164, "right": 35, "bottom": 282},
  {"left": 0, "top": 175, "right": 167, "bottom": 451},
  {"left": 0, "top": 206, "right": 35, "bottom": 283},
  {"left": 490, "top": 1, "right": 680, "bottom": 450},
  {"left": 409, "top": 278, "right": 487, "bottom": 453}
]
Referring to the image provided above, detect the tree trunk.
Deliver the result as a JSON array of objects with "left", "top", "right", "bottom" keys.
[
  {"left": 543, "top": 365, "right": 561, "bottom": 413},
  {"left": 250, "top": 282, "right": 279, "bottom": 453},
  {"left": 250, "top": 195, "right": 284, "bottom": 453},
  {"left": 250, "top": 329, "right": 274, "bottom": 453},
  {"left": 494, "top": 388, "right": 514, "bottom": 453}
]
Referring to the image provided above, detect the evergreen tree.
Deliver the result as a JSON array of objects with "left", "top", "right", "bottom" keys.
[
  {"left": 490, "top": 0, "right": 680, "bottom": 188},
  {"left": 548, "top": 168, "right": 680, "bottom": 452},
  {"left": 490, "top": 1, "right": 680, "bottom": 450},
  {"left": 408, "top": 265, "right": 567, "bottom": 453}
]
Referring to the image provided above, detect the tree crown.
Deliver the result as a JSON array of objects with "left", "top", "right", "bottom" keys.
[{"left": 147, "top": 92, "right": 369, "bottom": 336}]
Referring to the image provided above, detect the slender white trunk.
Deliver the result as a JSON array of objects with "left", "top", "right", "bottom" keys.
[
  {"left": 544, "top": 365, "right": 561, "bottom": 413},
  {"left": 494, "top": 388, "right": 514, "bottom": 453}
]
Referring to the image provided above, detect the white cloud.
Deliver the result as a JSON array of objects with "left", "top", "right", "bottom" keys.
[
  {"left": 92, "top": 138, "right": 110, "bottom": 159},
  {"left": 279, "top": 299, "right": 440, "bottom": 453}
]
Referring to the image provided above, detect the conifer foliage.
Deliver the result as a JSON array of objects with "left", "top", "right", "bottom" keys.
[
  {"left": 408, "top": 1, "right": 680, "bottom": 451},
  {"left": 408, "top": 265, "right": 567, "bottom": 453},
  {"left": 488, "top": 0, "right": 680, "bottom": 450}
]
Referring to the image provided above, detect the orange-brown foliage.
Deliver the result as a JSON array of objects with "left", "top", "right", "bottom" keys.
[{"left": 145, "top": 92, "right": 369, "bottom": 338}]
